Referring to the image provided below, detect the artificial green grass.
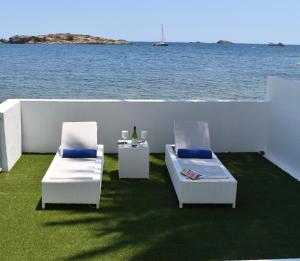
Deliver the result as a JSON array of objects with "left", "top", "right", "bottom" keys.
[{"left": 0, "top": 153, "right": 299, "bottom": 261}]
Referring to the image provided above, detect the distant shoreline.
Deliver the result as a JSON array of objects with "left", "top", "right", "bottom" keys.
[
  {"left": 0, "top": 39, "right": 295, "bottom": 46},
  {"left": 0, "top": 33, "right": 129, "bottom": 45},
  {"left": 0, "top": 34, "right": 293, "bottom": 46}
]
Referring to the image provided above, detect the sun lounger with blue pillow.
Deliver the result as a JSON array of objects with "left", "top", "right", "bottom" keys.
[
  {"left": 165, "top": 121, "right": 237, "bottom": 208},
  {"left": 42, "top": 122, "right": 104, "bottom": 209}
]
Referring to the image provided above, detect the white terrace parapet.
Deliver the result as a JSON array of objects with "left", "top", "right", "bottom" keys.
[
  {"left": 0, "top": 99, "right": 22, "bottom": 171},
  {"left": 0, "top": 76, "right": 299, "bottom": 181},
  {"left": 265, "top": 77, "right": 300, "bottom": 181},
  {"left": 20, "top": 99, "right": 268, "bottom": 154}
]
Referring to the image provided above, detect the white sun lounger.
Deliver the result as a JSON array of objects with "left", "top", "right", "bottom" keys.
[
  {"left": 42, "top": 122, "right": 104, "bottom": 209},
  {"left": 165, "top": 121, "right": 237, "bottom": 208}
]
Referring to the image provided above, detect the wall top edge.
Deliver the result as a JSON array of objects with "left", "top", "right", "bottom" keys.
[
  {"left": 0, "top": 99, "right": 20, "bottom": 113},
  {"left": 267, "top": 75, "right": 300, "bottom": 85},
  {"left": 14, "top": 99, "right": 269, "bottom": 104}
]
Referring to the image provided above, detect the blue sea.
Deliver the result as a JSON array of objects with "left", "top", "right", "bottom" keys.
[{"left": 1, "top": 42, "right": 300, "bottom": 101}]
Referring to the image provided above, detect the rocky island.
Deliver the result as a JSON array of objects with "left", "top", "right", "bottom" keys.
[
  {"left": 217, "top": 40, "right": 234, "bottom": 44},
  {"left": 0, "top": 33, "right": 128, "bottom": 44}
]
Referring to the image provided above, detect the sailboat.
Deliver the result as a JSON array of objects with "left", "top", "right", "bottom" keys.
[{"left": 153, "top": 24, "right": 168, "bottom": 46}]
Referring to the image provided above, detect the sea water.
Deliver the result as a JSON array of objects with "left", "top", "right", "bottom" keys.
[{"left": 1, "top": 42, "right": 300, "bottom": 101}]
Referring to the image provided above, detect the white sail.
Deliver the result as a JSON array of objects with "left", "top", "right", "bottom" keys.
[
  {"left": 161, "top": 24, "right": 165, "bottom": 42},
  {"left": 153, "top": 24, "right": 168, "bottom": 46}
]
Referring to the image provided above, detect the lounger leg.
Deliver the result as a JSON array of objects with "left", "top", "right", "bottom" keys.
[
  {"left": 42, "top": 202, "right": 46, "bottom": 209},
  {"left": 96, "top": 202, "right": 100, "bottom": 209},
  {"left": 232, "top": 202, "right": 236, "bottom": 208},
  {"left": 179, "top": 202, "right": 183, "bottom": 208}
]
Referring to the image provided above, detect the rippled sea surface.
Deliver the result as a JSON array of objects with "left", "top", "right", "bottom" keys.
[{"left": 1, "top": 42, "right": 300, "bottom": 101}]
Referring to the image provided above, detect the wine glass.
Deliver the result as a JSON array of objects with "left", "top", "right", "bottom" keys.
[
  {"left": 141, "top": 130, "right": 147, "bottom": 142},
  {"left": 121, "top": 130, "right": 128, "bottom": 144}
]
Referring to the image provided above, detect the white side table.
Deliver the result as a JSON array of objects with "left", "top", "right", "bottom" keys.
[{"left": 118, "top": 140, "right": 149, "bottom": 179}]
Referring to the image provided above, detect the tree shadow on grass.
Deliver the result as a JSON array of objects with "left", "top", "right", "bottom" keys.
[{"left": 39, "top": 153, "right": 300, "bottom": 261}]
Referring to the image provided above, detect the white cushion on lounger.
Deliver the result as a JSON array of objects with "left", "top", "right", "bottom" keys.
[
  {"left": 61, "top": 122, "right": 97, "bottom": 149},
  {"left": 50, "top": 157, "right": 96, "bottom": 180},
  {"left": 174, "top": 121, "right": 211, "bottom": 153},
  {"left": 177, "top": 157, "right": 229, "bottom": 180}
]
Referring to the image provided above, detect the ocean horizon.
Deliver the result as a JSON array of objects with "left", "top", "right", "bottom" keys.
[{"left": 1, "top": 42, "right": 300, "bottom": 102}]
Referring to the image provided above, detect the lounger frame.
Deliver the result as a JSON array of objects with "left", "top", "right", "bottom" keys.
[{"left": 165, "top": 145, "right": 237, "bottom": 208}]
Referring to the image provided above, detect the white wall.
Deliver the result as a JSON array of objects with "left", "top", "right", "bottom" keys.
[
  {"left": 0, "top": 100, "right": 22, "bottom": 171},
  {"left": 265, "top": 77, "right": 300, "bottom": 181},
  {"left": 0, "top": 77, "right": 298, "bottom": 181},
  {"left": 20, "top": 99, "right": 268, "bottom": 153}
]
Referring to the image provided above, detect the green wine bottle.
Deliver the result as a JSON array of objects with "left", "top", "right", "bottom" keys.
[{"left": 131, "top": 126, "right": 138, "bottom": 147}]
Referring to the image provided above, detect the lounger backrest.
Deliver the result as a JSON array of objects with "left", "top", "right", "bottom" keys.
[
  {"left": 174, "top": 121, "right": 211, "bottom": 152},
  {"left": 61, "top": 122, "right": 97, "bottom": 150}
]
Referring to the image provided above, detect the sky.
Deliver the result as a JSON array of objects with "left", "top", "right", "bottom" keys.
[{"left": 1, "top": 0, "right": 300, "bottom": 44}]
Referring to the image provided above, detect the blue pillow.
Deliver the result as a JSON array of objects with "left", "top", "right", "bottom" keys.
[
  {"left": 62, "top": 148, "right": 97, "bottom": 158},
  {"left": 177, "top": 148, "right": 212, "bottom": 159}
]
